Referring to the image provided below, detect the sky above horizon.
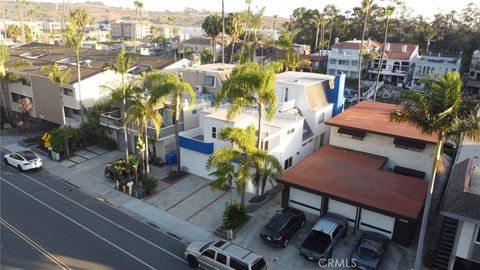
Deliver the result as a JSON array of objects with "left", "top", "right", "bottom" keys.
[{"left": 31, "top": 0, "right": 476, "bottom": 19}]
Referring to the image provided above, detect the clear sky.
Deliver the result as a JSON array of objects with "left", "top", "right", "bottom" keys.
[{"left": 31, "top": 0, "right": 476, "bottom": 19}]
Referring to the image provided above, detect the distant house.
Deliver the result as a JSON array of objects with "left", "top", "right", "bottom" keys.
[
  {"left": 179, "top": 63, "right": 236, "bottom": 96},
  {"left": 409, "top": 54, "right": 461, "bottom": 90},
  {"left": 180, "top": 37, "right": 222, "bottom": 61},
  {"left": 438, "top": 138, "right": 480, "bottom": 269},
  {"left": 327, "top": 39, "right": 381, "bottom": 78},
  {"left": 465, "top": 49, "right": 480, "bottom": 99},
  {"left": 367, "top": 43, "right": 419, "bottom": 86}
]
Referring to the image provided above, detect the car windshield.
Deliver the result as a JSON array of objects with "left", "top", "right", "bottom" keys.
[
  {"left": 20, "top": 151, "right": 37, "bottom": 161},
  {"left": 199, "top": 242, "right": 214, "bottom": 253},
  {"left": 251, "top": 257, "right": 266, "bottom": 270},
  {"left": 358, "top": 246, "right": 377, "bottom": 261}
]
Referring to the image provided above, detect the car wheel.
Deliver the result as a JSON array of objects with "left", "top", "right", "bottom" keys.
[
  {"left": 283, "top": 239, "right": 289, "bottom": 248},
  {"left": 3, "top": 158, "right": 8, "bottom": 165},
  {"left": 187, "top": 255, "right": 198, "bottom": 268},
  {"left": 300, "top": 220, "right": 305, "bottom": 228},
  {"left": 17, "top": 165, "right": 23, "bottom": 172}
]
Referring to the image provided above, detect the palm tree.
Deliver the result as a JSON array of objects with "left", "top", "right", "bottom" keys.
[
  {"left": 125, "top": 87, "right": 163, "bottom": 178},
  {"left": 208, "top": 161, "right": 235, "bottom": 204},
  {"left": 324, "top": 4, "right": 339, "bottom": 50},
  {"left": 250, "top": 8, "right": 265, "bottom": 62},
  {"left": 143, "top": 71, "right": 196, "bottom": 175},
  {"left": 424, "top": 25, "right": 438, "bottom": 55},
  {"left": 202, "top": 13, "right": 222, "bottom": 63},
  {"left": 221, "top": 0, "right": 225, "bottom": 63},
  {"left": 133, "top": 0, "right": 143, "bottom": 53},
  {"left": 16, "top": 0, "right": 26, "bottom": 43},
  {"left": 0, "top": 44, "right": 11, "bottom": 118},
  {"left": 390, "top": 72, "right": 480, "bottom": 270},
  {"left": 217, "top": 62, "right": 277, "bottom": 149},
  {"left": 252, "top": 149, "right": 282, "bottom": 197},
  {"left": 207, "top": 125, "right": 258, "bottom": 206},
  {"left": 103, "top": 48, "right": 135, "bottom": 162},
  {"left": 357, "top": 0, "right": 373, "bottom": 104},
  {"left": 64, "top": 9, "right": 93, "bottom": 124},
  {"left": 128, "top": 154, "right": 140, "bottom": 185},
  {"left": 226, "top": 13, "right": 246, "bottom": 64},
  {"left": 318, "top": 15, "right": 328, "bottom": 57},
  {"left": 373, "top": 6, "right": 395, "bottom": 101}
]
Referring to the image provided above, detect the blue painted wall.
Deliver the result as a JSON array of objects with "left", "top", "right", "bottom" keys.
[
  {"left": 179, "top": 135, "right": 214, "bottom": 154},
  {"left": 326, "top": 74, "right": 346, "bottom": 116}
]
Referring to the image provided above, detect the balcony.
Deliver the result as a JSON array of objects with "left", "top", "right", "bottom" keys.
[
  {"left": 100, "top": 110, "right": 123, "bottom": 130},
  {"left": 179, "top": 128, "right": 214, "bottom": 154},
  {"left": 146, "top": 122, "right": 184, "bottom": 139}
]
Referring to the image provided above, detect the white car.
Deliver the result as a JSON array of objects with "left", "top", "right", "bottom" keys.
[{"left": 3, "top": 151, "right": 43, "bottom": 171}]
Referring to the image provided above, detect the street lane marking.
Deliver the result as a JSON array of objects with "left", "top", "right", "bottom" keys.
[
  {"left": 1, "top": 218, "right": 71, "bottom": 270},
  {"left": 1, "top": 168, "right": 187, "bottom": 263},
  {"left": 1, "top": 177, "right": 159, "bottom": 270}
]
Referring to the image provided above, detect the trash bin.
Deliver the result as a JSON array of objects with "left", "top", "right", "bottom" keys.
[{"left": 165, "top": 151, "right": 177, "bottom": 165}]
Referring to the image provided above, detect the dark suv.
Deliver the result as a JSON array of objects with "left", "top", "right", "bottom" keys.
[{"left": 259, "top": 208, "right": 306, "bottom": 247}]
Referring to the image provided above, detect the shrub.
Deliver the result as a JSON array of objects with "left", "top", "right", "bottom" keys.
[
  {"left": 141, "top": 176, "right": 158, "bottom": 195},
  {"left": 97, "top": 136, "right": 117, "bottom": 150},
  {"left": 223, "top": 203, "right": 248, "bottom": 230},
  {"left": 167, "top": 168, "right": 176, "bottom": 179}
]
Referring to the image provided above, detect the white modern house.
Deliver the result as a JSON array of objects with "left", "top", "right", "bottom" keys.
[
  {"left": 409, "top": 54, "right": 461, "bottom": 90},
  {"left": 437, "top": 138, "right": 480, "bottom": 270},
  {"left": 327, "top": 39, "right": 381, "bottom": 78},
  {"left": 179, "top": 71, "right": 347, "bottom": 193}
]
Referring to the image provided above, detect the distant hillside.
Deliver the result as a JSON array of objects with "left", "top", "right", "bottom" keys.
[{"left": 2, "top": 1, "right": 287, "bottom": 29}]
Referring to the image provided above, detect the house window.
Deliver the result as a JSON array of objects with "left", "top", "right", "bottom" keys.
[
  {"left": 351, "top": 61, "right": 358, "bottom": 66},
  {"left": 261, "top": 140, "right": 269, "bottom": 151},
  {"left": 62, "top": 87, "right": 74, "bottom": 97},
  {"left": 21, "top": 78, "right": 31, "bottom": 86},
  {"left": 393, "top": 166, "right": 426, "bottom": 179},
  {"left": 287, "top": 128, "right": 295, "bottom": 135},
  {"left": 205, "top": 75, "right": 215, "bottom": 87},
  {"left": 394, "top": 137, "right": 425, "bottom": 152},
  {"left": 284, "top": 156, "right": 293, "bottom": 170},
  {"left": 211, "top": 127, "right": 217, "bottom": 139},
  {"left": 318, "top": 112, "right": 325, "bottom": 124},
  {"left": 338, "top": 127, "right": 366, "bottom": 140},
  {"left": 284, "top": 87, "right": 289, "bottom": 102},
  {"left": 192, "top": 109, "right": 198, "bottom": 115},
  {"left": 329, "top": 59, "right": 337, "bottom": 65},
  {"left": 11, "top": 93, "right": 29, "bottom": 103},
  {"left": 72, "top": 109, "right": 81, "bottom": 115}
]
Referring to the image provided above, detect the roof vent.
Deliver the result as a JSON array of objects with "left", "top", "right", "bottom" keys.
[
  {"left": 334, "top": 37, "right": 339, "bottom": 44},
  {"left": 402, "top": 44, "right": 407, "bottom": 53}
]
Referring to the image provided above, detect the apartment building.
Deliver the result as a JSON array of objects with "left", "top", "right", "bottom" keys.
[
  {"left": 4, "top": 43, "right": 176, "bottom": 127},
  {"left": 409, "top": 54, "right": 461, "bottom": 89},
  {"left": 110, "top": 20, "right": 152, "bottom": 41},
  {"left": 465, "top": 49, "right": 480, "bottom": 98},
  {"left": 180, "top": 63, "right": 236, "bottom": 96},
  {"left": 367, "top": 43, "right": 419, "bottom": 86},
  {"left": 327, "top": 39, "right": 381, "bottom": 78}
]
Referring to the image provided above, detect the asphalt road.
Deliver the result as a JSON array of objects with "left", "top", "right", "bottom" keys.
[{"left": 0, "top": 163, "right": 191, "bottom": 270}]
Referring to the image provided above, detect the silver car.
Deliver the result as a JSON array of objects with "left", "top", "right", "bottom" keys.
[{"left": 185, "top": 240, "right": 267, "bottom": 270}]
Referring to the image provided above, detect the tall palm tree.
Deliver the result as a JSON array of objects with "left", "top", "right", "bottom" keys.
[
  {"left": 125, "top": 86, "right": 163, "bottom": 178},
  {"left": 250, "top": 8, "right": 265, "bottom": 62},
  {"left": 252, "top": 149, "right": 283, "bottom": 196},
  {"left": 0, "top": 44, "right": 11, "bottom": 118},
  {"left": 390, "top": 72, "right": 480, "bottom": 270},
  {"left": 64, "top": 9, "right": 93, "bottom": 124},
  {"left": 373, "top": 6, "right": 395, "bottom": 101},
  {"left": 143, "top": 71, "right": 195, "bottom": 175},
  {"left": 221, "top": 0, "right": 225, "bottom": 63},
  {"left": 208, "top": 161, "right": 235, "bottom": 204},
  {"left": 324, "top": 4, "right": 339, "bottom": 50},
  {"left": 133, "top": 1, "right": 143, "bottom": 53},
  {"left": 217, "top": 62, "right": 277, "bottom": 149},
  {"left": 103, "top": 48, "right": 135, "bottom": 162},
  {"left": 226, "top": 12, "right": 246, "bottom": 64},
  {"left": 357, "top": 0, "right": 373, "bottom": 104},
  {"left": 202, "top": 13, "right": 222, "bottom": 63},
  {"left": 318, "top": 15, "right": 328, "bottom": 57}
]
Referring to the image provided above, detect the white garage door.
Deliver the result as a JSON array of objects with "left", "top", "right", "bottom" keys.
[
  {"left": 359, "top": 209, "right": 395, "bottom": 238},
  {"left": 328, "top": 199, "right": 357, "bottom": 227},
  {"left": 289, "top": 188, "right": 322, "bottom": 215}
]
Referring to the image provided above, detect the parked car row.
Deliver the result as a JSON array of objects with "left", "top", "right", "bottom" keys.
[{"left": 185, "top": 209, "right": 390, "bottom": 270}]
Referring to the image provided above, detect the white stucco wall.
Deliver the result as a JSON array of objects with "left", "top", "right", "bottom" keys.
[
  {"left": 455, "top": 221, "right": 478, "bottom": 259},
  {"left": 329, "top": 126, "right": 435, "bottom": 179},
  {"left": 71, "top": 69, "right": 119, "bottom": 109}
]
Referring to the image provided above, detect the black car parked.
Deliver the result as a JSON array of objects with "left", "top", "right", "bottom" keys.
[
  {"left": 259, "top": 208, "right": 306, "bottom": 247},
  {"left": 350, "top": 231, "right": 389, "bottom": 270}
]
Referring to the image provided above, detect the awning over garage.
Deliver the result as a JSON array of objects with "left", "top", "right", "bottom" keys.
[{"left": 278, "top": 145, "right": 429, "bottom": 220}]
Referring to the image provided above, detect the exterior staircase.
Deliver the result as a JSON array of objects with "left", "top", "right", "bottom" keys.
[{"left": 432, "top": 217, "right": 459, "bottom": 270}]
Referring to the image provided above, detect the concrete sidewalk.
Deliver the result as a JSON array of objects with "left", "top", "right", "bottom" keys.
[{"left": 0, "top": 133, "right": 212, "bottom": 245}]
